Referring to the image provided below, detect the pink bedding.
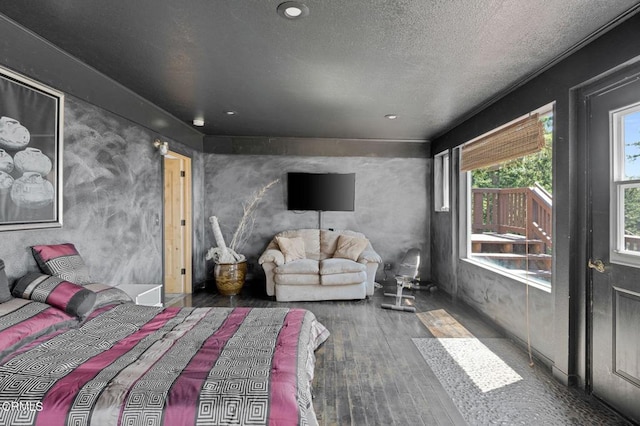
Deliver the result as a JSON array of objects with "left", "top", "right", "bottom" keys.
[{"left": 0, "top": 303, "right": 328, "bottom": 425}]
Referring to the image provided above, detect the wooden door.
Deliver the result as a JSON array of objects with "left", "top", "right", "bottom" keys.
[
  {"left": 163, "top": 152, "right": 192, "bottom": 294},
  {"left": 584, "top": 69, "right": 640, "bottom": 423}
]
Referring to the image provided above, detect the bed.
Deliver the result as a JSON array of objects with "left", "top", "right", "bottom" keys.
[{"left": 0, "top": 258, "right": 329, "bottom": 426}]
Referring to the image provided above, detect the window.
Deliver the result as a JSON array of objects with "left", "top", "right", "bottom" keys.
[
  {"left": 460, "top": 104, "right": 554, "bottom": 287},
  {"left": 434, "top": 150, "right": 450, "bottom": 212},
  {"left": 611, "top": 103, "right": 640, "bottom": 266}
]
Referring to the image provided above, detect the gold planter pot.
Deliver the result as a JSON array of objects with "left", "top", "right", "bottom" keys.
[{"left": 214, "top": 260, "right": 247, "bottom": 296}]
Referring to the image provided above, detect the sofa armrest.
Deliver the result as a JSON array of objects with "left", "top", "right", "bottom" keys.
[
  {"left": 258, "top": 249, "right": 285, "bottom": 266},
  {"left": 261, "top": 262, "right": 277, "bottom": 296},
  {"left": 358, "top": 249, "right": 382, "bottom": 264}
]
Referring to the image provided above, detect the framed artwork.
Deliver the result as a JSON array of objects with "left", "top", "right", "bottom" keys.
[{"left": 0, "top": 66, "right": 64, "bottom": 231}]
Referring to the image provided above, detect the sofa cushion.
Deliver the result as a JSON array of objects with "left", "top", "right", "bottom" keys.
[
  {"left": 333, "top": 235, "right": 370, "bottom": 261},
  {"left": 320, "top": 258, "right": 366, "bottom": 275},
  {"left": 275, "top": 259, "right": 319, "bottom": 275},
  {"left": 321, "top": 271, "right": 367, "bottom": 286},
  {"left": 275, "top": 274, "right": 320, "bottom": 286},
  {"left": 275, "top": 236, "right": 306, "bottom": 263},
  {"left": 320, "top": 230, "right": 342, "bottom": 259}
]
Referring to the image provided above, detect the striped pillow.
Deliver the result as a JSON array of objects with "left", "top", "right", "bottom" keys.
[
  {"left": 83, "top": 283, "right": 132, "bottom": 308},
  {"left": 13, "top": 273, "right": 97, "bottom": 320},
  {"left": 32, "top": 243, "right": 92, "bottom": 285}
]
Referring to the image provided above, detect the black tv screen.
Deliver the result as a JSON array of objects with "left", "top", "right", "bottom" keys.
[{"left": 287, "top": 172, "right": 355, "bottom": 211}]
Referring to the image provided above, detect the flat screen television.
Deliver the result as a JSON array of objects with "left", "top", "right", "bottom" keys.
[{"left": 287, "top": 172, "right": 355, "bottom": 211}]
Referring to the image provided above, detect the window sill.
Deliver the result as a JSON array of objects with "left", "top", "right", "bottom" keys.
[
  {"left": 460, "top": 257, "right": 552, "bottom": 293},
  {"left": 611, "top": 250, "right": 640, "bottom": 268}
]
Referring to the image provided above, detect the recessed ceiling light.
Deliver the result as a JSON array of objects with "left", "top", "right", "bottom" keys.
[
  {"left": 277, "top": 2, "right": 309, "bottom": 19},
  {"left": 193, "top": 118, "right": 205, "bottom": 126},
  {"left": 385, "top": 114, "right": 398, "bottom": 120},
  {"left": 224, "top": 111, "right": 237, "bottom": 116}
]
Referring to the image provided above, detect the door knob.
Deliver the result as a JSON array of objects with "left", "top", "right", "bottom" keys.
[{"left": 588, "top": 258, "right": 605, "bottom": 273}]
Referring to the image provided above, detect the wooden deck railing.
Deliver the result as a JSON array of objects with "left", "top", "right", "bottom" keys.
[{"left": 472, "top": 184, "right": 552, "bottom": 252}]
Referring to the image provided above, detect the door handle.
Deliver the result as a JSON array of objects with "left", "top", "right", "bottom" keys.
[{"left": 588, "top": 258, "right": 606, "bottom": 273}]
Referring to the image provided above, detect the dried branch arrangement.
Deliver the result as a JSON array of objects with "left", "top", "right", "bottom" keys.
[
  {"left": 206, "top": 178, "right": 280, "bottom": 263},
  {"left": 206, "top": 216, "right": 244, "bottom": 263}
]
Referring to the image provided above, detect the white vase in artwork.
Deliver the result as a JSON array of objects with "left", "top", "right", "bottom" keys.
[
  {"left": 10, "top": 172, "right": 54, "bottom": 209},
  {"left": 0, "top": 171, "right": 14, "bottom": 220},
  {"left": 14, "top": 148, "right": 52, "bottom": 176},
  {"left": 0, "top": 116, "right": 30, "bottom": 150},
  {"left": 0, "top": 149, "right": 13, "bottom": 174},
  {"left": 0, "top": 171, "right": 13, "bottom": 193}
]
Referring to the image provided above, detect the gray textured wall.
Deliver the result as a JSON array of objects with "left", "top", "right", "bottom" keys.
[
  {"left": 457, "top": 261, "right": 554, "bottom": 362},
  {"left": 431, "top": 211, "right": 454, "bottom": 293},
  {"left": 190, "top": 151, "right": 207, "bottom": 285},
  {"left": 0, "top": 96, "right": 206, "bottom": 286},
  {"left": 203, "top": 154, "right": 431, "bottom": 283}
]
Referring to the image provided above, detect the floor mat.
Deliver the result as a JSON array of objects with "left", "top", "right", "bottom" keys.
[{"left": 416, "top": 308, "right": 473, "bottom": 338}]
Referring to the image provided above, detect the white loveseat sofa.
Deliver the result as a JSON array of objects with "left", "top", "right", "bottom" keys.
[{"left": 258, "top": 229, "right": 381, "bottom": 302}]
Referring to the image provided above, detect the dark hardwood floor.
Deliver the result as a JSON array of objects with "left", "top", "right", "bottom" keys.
[{"left": 166, "top": 281, "right": 627, "bottom": 426}]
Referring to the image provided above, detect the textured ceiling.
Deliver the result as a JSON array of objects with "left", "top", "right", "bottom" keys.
[{"left": 0, "top": 0, "right": 639, "bottom": 141}]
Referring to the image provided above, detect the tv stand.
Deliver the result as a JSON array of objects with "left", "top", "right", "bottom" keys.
[{"left": 318, "top": 210, "right": 323, "bottom": 229}]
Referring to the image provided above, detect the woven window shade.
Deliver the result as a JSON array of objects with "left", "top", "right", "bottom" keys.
[{"left": 461, "top": 114, "right": 545, "bottom": 172}]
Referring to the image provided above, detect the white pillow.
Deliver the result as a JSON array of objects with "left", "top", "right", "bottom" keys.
[
  {"left": 275, "top": 236, "right": 306, "bottom": 263},
  {"left": 333, "top": 235, "right": 369, "bottom": 261}
]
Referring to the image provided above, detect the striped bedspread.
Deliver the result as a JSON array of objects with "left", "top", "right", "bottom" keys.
[{"left": 0, "top": 304, "right": 329, "bottom": 425}]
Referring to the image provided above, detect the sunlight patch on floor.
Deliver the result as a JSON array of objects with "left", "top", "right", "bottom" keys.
[
  {"left": 416, "top": 308, "right": 521, "bottom": 393},
  {"left": 437, "top": 337, "right": 522, "bottom": 393}
]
